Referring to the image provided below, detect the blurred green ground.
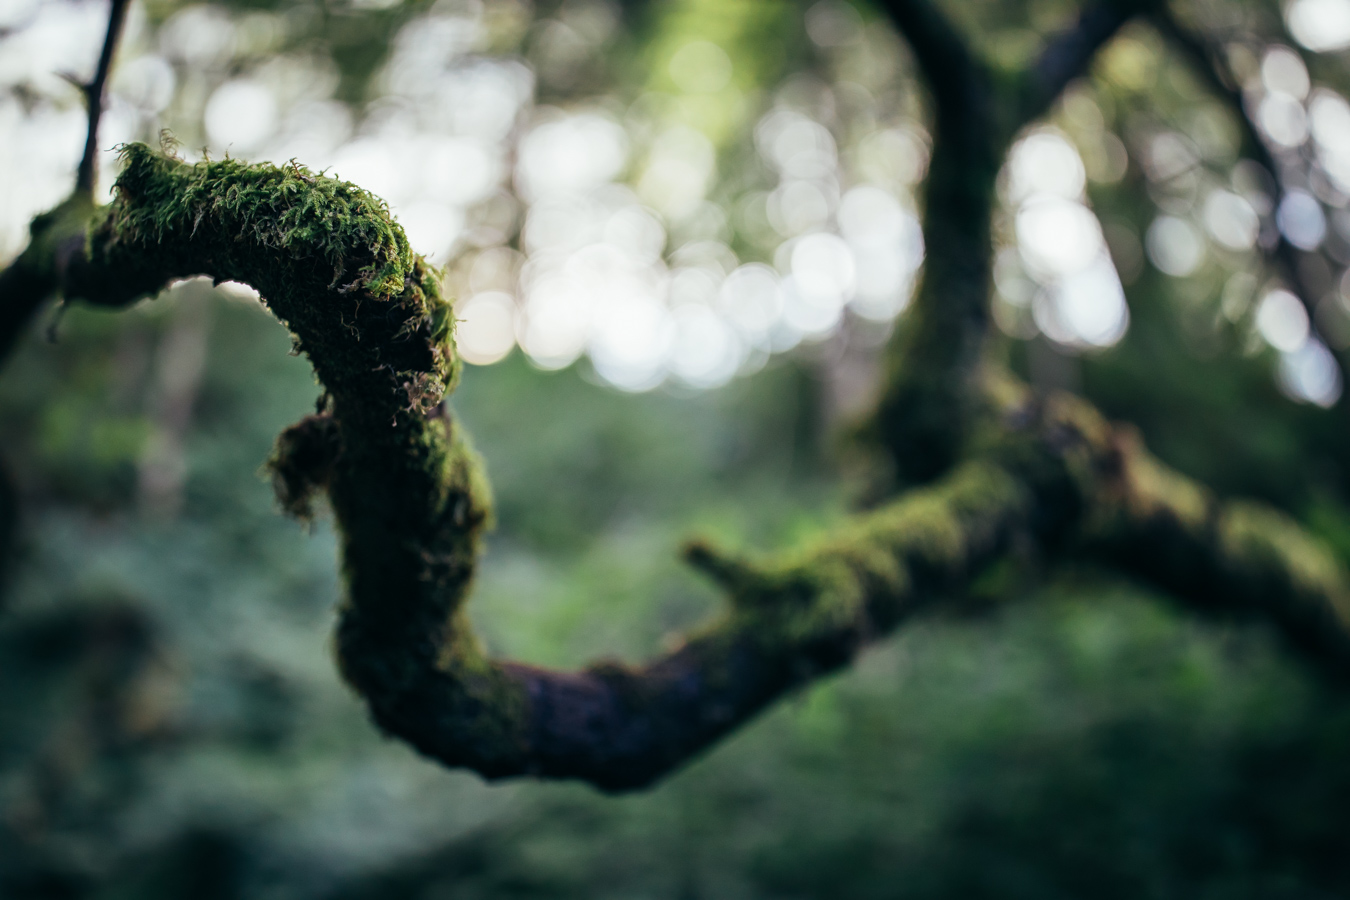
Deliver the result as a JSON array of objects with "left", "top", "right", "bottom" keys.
[{"left": 3, "top": 282, "right": 1350, "bottom": 899}]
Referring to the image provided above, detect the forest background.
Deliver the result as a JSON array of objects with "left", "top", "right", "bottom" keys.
[{"left": 5, "top": 0, "right": 1350, "bottom": 894}]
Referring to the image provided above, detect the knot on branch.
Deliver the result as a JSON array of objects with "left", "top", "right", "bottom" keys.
[{"left": 266, "top": 413, "right": 342, "bottom": 520}]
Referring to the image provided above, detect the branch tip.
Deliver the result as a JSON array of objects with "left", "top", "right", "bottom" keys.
[{"left": 76, "top": 0, "right": 132, "bottom": 196}]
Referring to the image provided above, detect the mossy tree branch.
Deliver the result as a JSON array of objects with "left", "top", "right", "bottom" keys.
[
  {"left": 3, "top": 146, "right": 1347, "bottom": 791},
  {"left": 1074, "top": 425, "right": 1350, "bottom": 675},
  {"left": 869, "top": 0, "right": 1138, "bottom": 486},
  {"left": 3, "top": 0, "right": 1349, "bottom": 792}
]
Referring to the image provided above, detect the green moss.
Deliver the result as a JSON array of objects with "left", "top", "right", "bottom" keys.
[
  {"left": 25, "top": 142, "right": 1350, "bottom": 789},
  {"left": 265, "top": 413, "right": 342, "bottom": 520},
  {"left": 42, "top": 145, "right": 535, "bottom": 773},
  {"left": 1220, "top": 502, "right": 1350, "bottom": 617},
  {"left": 65, "top": 145, "right": 459, "bottom": 420}
]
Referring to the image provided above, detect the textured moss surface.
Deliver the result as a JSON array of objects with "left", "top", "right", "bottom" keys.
[{"left": 6, "top": 142, "right": 1350, "bottom": 792}]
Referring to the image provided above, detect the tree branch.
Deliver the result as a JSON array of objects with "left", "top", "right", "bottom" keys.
[
  {"left": 1019, "top": 0, "right": 1138, "bottom": 125},
  {"left": 0, "top": 195, "right": 96, "bottom": 365},
  {"left": 1151, "top": 8, "right": 1348, "bottom": 390},
  {"left": 873, "top": 0, "right": 981, "bottom": 112},
  {"left": 869, "top": 0, "right": 1002, "bottom": 486},
  {"left": 29, "top": 146, "right": 1350, "bottom": 793},
  {"left": 868, "top": 0, "right": 1136, "bottom": 486},
  {"left": 0, "top": 0, "right": 130, "bottom": 365},
  {"left": 0, "top": 456, "right": 17, "bottom": 606},
  {"left": 77, "top": 0, "right": 132, "bottom": 196},
  {"left": 1078, "top": 426, "right": 1350, "bottom": 671}
]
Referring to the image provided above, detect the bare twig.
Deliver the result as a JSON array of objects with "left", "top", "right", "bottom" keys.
[{"left": 76, "top": 0, "right": 132, "bottom": 196}]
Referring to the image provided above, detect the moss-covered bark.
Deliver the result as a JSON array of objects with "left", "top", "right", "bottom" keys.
[{"left": 2, "top": 0, "right": 1348, "bottom": 793}]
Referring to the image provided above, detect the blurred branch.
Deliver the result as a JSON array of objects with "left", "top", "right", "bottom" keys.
[
  {"left": 0, "top": 196, "right": 94, "bottom": 368},
  {"left": 1020, "top": 0, "right": 1139, "bottom": 124},
  {"left": 24, "top": 145, "right": 1350, "bottom": 793},
  {"left": 1078, "top": 425, "right": 1350, "bottom": 670},
  {"left": 0, "top": 0, "right": 128, "bottom": 367},
  {"left": 1152, "top": 8, "right": 1348, "bottom": 388},
  {"left": 0, "top": 251, "right": 56, "bottom": 366},
  {"left": 873, "top": 0, "right": 983, "bottom": 111},
  {"left": 869, "top": 0, "right": 1002, "bottom": 485},
  {"left": 76, "top": 0, "right": 131, "bottom": 196},
  {"left": 868, "top": 0, "right": 1136, "bottom": 486},
  {"left": 0, "top": 456, "right": 16, "bottom": 605}
]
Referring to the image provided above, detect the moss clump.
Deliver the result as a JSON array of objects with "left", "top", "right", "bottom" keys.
[
  {"left": 66, "top": 144, "right": 459, "bottom": 419},
  {"left": 266, "top": 414, "right": 342, "bottom": 520}
]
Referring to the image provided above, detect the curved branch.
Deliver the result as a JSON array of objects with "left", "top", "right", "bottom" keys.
[
  {"left": 40, "top": 146, "right": 1350, "bottom": 794},
  {"left": 47, "top": 145, "right": 1047, "bottom": 790}
]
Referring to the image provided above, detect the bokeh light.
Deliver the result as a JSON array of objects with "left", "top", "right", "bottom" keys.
[
  {"left": 1288, "top": 0, "right": 1350, "bottom": 52},
  {"left": 1000, "top": 129, "right": 1130, "bottom": 350}
]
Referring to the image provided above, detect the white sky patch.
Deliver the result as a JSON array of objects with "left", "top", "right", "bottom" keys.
[
  {"left": 456, "top": 292, "right": 517, "bottom": 365},
  {"left": 1146, "top": 216, "right": 1205, "bottom": 277},
  {"left": 1279, "top": 339, "right": 1343, "bottom": 406},
  {"left": 1277, "top": 190, "right": 1327, "bottom": 250},
  {"left": 1258, "top": 93, "right": 1309, "bottom": 147},
  {"left": 838, "top": 185, "right": 923, "bottom": 321},
  {"left": 516, "top": 112, "right": 628, "bottom": 202},
  {"left": 204, "top": 79, "right": 279, "bottom": 153},
  {"left": 1005, "top": 129, "right": 1130, "bottom": 350},
  {"left": 1203, "top": 191, "right": 1260, "bottom": 251},
  {"left": 1256, "top": 289, "right": 1311, "bottom": 353},
  {"left": 1287, "top": 0, "right": 1350, "bottom": 52},
  {"left": 1261, "top": 47, "right": 1310, "bottom": 99},
  {"left": 1309, "top": 90, "right": 1350, "bottom": 193}
]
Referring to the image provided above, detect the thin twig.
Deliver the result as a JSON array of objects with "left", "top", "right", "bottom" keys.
[{"left": 76, "top": 0, "right": 132, "bottom": 196}]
